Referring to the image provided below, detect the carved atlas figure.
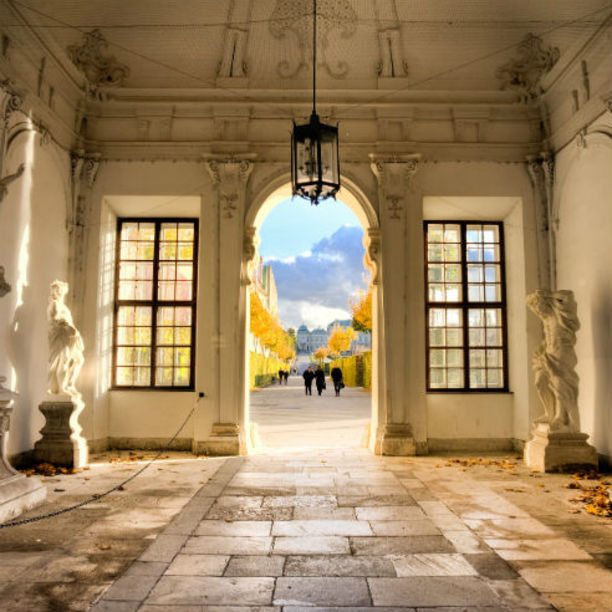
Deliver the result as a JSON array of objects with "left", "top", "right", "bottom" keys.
[
  {"left": 0, "top": 164, "right": 24, "bottom": 203},
  {"left": 526, "top": 289, "right": 580, "bottom": 432},
  {"left": 47, "top": 280, "right": 84, "bottom": 396}
]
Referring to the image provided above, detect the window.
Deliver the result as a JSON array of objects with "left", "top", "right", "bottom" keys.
[
  {"left": 424, "top": 221, "right": 508, "bottom": 391},
  {"left": 113, "top": 219, "right": 198, "bottom": 389}
]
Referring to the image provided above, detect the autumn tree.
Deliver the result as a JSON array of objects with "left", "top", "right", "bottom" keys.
[
  {"left": 327, "top": 324, "right": 357, "bottom": 357},
  {"left": 350, "top": 286, "right": 372, "bottom": 332},
  {"left": 249, "top": 291, "right": 295, "bottom": 361},
  {"left": 314, "top": 346, "right": 330, "bottom": 362}
]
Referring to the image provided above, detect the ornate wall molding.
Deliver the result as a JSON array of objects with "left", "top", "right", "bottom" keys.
[
  {"left": 369, "top": 154, "right": 420, "bottom": 220},
  {"left": 269, "top": 0, "right": 357, "bottom": 78},
  {"left": 364, "top": 228, "right": 381, "bottom": 285},
  {"left": 67, "top": 29, "right": 130, "bottom": 99},
  {"left": 204, "top": 155, "right": 256, "bottom": 219},
  {"left": 496, "top": 33, "right": 560, "bottom": 103}
]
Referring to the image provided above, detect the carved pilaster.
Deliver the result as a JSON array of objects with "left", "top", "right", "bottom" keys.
[
  {"left": 369, "top": 154, "right": 420, "bottom": 220},
  {"left": 68, "top": 150, "right": 101, "bottom": 313},
  {"left": 0, "top": 81, "right": 24, "bottom": 180},
  {"left": 526, "top": 153, "right": 556, "bottom": 290},
  {"left": 205, "top": 156, "right": 255, "bottom": 219}
]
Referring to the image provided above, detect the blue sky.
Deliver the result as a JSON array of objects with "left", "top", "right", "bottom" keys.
[{"left": 258, "top": 197, "right": 369, "bottom": 329}]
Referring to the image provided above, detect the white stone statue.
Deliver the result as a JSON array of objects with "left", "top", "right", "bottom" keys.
[
  {"left": 47, "top": 280, "right": 84, "bottom": 397},
  {"left": 526, "top": 289, "right": 580, "bottom": 432}
]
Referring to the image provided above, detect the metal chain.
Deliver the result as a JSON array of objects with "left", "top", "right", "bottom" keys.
[{"left": 0, "top": 399, "right": 199, "bottom": 529}]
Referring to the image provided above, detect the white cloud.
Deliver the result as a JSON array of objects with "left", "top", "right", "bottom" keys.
[{"left": 279, "top": 300, "right": 352, "bottom": 329}]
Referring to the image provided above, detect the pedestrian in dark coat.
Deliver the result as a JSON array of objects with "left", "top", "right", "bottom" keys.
[
  {"left": 302, "top": 367, "right": 315, "bottom": 395},
  {"left": 314, "top": 365, "right": 326, "bottom": 396},
  {"left": 331, "top": 365, "right": 344, "bottom": 396}
]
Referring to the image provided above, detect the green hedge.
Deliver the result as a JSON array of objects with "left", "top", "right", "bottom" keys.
[
  {"left": 330, "top": 351, "right": 371, "bottom": 389},
  {"left": 249, "top": 352, "right": 289, "bottom": 389}
]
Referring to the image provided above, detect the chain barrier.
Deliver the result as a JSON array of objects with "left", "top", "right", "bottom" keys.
[{"left": 0, "top": 399, "right": 199, "bottom": 529}]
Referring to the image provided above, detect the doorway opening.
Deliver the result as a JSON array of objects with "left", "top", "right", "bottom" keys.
[{"left": 244, "top": 180, "right": 380, "bottom": 454}]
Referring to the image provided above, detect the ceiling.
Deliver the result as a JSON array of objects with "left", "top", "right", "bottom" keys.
[{"left": 6, "top": 0, "right": 610, "bottom": 95}]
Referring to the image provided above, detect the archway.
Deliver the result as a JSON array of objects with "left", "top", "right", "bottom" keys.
[{"left": 240, "top": 174, "right": 382, "bottom": 453}]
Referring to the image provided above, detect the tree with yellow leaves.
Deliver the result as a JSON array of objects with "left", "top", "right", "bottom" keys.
[
  {"left": 350, "top": 286, "right": 372, "bottom": 332},
  {"left": 327, "top": 324, "right": 357, "bottom": 357},
  {"left": 249, "top": 291, "right": 295, "bottom": 361},
  {"left": 314, "top": 346, "right": 330, "bottom": 362}
]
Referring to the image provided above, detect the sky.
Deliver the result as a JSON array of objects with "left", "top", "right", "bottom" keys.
[{"left": 258, "top": 197, "right": 369, "bottom": 329}]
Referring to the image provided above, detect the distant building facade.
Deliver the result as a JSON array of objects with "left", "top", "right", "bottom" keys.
[
  {"left": 251, "top": 254, "right": 278, "bottom": 317},
  {"left": 297, "top": 319, "right": 371, "bottom": 354}
]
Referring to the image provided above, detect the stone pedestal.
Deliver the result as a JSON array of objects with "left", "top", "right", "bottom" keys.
[
  {"left": 375, "top": 423, "right": 416, "bottom": 456},
  {"left": 0, "top": 399, "right": 46, "bottom": 523},
  {"left": 524, "top": 423, "right": 598, "bottom": 472},
  {"left": 33, "top": 399, "right": 88, "bottom": 468}
]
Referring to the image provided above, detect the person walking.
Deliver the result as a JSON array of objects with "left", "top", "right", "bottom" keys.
[
  {"left": 278, "top": 369, "right": 284, "bottom": 384},
  {"left": 314, "top": 365, "right": 326, "bottom": 396},
  {"left": 302, "top": 366, "right": 315, "bottom": 395},
  {"left": 331, "top": 365, "right": 344, "bottom": 397},
  {"left": 283, "top": 370, "right": 289, "bottom": 384}
]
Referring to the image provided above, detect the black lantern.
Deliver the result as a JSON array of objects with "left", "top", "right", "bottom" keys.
[{"left": 291, "top": 0, "right": 340, "bottom": 205}]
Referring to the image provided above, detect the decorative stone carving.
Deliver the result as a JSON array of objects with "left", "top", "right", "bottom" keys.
[
  {"left": 67, "top": 29, "right": 130, "bottom": 96},
  {"left": 377, "top": 29, "right": 408, "bottom": 78},
  {"left": 369, "top": 154, "right": 419, "bottom": 220},
  {"left": 205, "top": 157, "right": 255, "bottom": 219},
  {"left": 241, "top": 226, "right": 258, "bottom": 286},
  {"left": 364, "top": 228, "right": 381, "bottom": 285},
  {"left": 0, "top": 266, "right": 9, "bottom": 298},
  {"left": 269, "top": 0, "right": 357, "bottom": 78},
  {"left": 496, "top": 33, "right": 559, "bottom": 103},
  {"left": 218, "top": 28, "right": 249, "bottom": 78},
  {"left": 0, "top": 163, "right": 24, "bottom": 204},
  {"left": 47, "top": 280, "right": 84, "bottom": 397}
]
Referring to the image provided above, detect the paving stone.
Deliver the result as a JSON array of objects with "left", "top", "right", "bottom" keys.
[
  {"left": 355, "top": 506, "right": 426, "bottom": 521},
  {"left": 141, "top": 607, "right": 279, "bottom": 612},
  {"left": 391, "top": 553, "right": 478, "bottom": 577},
  {"left": 515, "top": 560, "right": 612, "bottom": 592},
  {"left": 547, "top": 592, "right": 612, "bottom": 612},
  {"left": 272, "top": 519, "right": 372, "bottom": 536},
  {"left": 263, "top": 495, "right": 336, "bottom": 508},
  {"left": 102, "top": 574, "right": 160, "bottom": 600},
  {"left": 293, "top": 506, "right": 355, "bottom": 520},
  {"left": 337, "top": 494, "right": 416, "bottom": 507},
  {"left": 484, "top": 538, "right": 592, "bottom": 561},
  {"left": 146, "top": 576, "right": 275, "bottom": 605},
  {"left": 370, "top": 519, "right": 441, "bottom": 536},
  {"left": 184, "top": 536, "right": 272, "bottom": 555},
  {"left": 124, "top": 561, "right": 168, "bottom": 576},
  {"left": 284, "top": 554, "right": 396, "bottom": 577},
  {"left": 464, "top": 552, "right": 520, "bottom": 580},
  {"left": 368, "top": 576, "right": 501, "bottom": 607},
  {"left": 417, "top": 501, "right": 456, "bottom": 518},
  {"left": 351, "top": 536, "right": 455, "bottom": 555},
  {"left": 206, "top": 505, "right": 293, "bottom": 521},
  {"left": 165, "top": 554, "right": 230, "bottom": 576},
  {"left": 225, "top": 556, "right": 286, "bottom": 577},
  {"left": 139, "top": 534, "right": 189, "bottom": 562},
  {"left": 196, "top": 520, "right": 272, "bottom": 536},
  {"left": 273, "top": 577, "right": 370, "bottom": 606},
  {"left": 273, "top": 536, "right": 350, "bottom": 555},
  {"left": 431, "top": 515, "right": 471, "bottom": 531},
  {"left": 465, "top": 517, "right": 556, "bottom": 538},
  {"left": 284, "top": 608, "right": 416, "bottom": 612},
  {"left": 443, "top": 530, "right": 490, "bottom": 553},
  {"left": 224, "top": 487, "right": 297, "bottom": 496},
  {"left": 488, "top": 578, "right": 556, "bottom": 609},
  {"left": 91, "top": 601, "right": 140, "bottom": 612}
]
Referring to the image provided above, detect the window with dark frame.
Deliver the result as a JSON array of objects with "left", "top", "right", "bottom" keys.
[
  {"left": 424, "top": 221, "right": 508, "bottom": 392},
  {"left": 113, "top": 219, "right": 198, "bottom": 389}
]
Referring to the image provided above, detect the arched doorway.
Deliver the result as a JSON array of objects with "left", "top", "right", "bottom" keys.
[{"left": 240, "top": 175, "right": 383, "bottom": 453}]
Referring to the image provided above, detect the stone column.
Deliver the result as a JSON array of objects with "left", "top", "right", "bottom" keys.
[
  {"left": 370, "top": 154, "right": 424, "bottom": 455},
  {"left": 204, "top": 155, "right": 255, "bottom": 455}
]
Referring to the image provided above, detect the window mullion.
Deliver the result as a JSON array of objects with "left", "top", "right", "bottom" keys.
[
  {"left": 460, "top": 222, "right": 469, "bottom": 390},
  {"left": 151, "top": 220, "right": 160, "bottom": 387}
]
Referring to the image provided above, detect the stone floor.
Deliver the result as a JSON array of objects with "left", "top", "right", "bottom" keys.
[{"left": 0, "top": 378, "right": 611, "bottom": 611}]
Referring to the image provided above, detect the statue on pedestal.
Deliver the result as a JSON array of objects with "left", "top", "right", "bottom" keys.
[
  {"left": 524, "top": 289, "right": 597, "bottom": 472},
  {"left": 47, "top": 280, "right": 84, "bottom": 397},
  {"left": 526, "top": 289, "right": 580, "bottom": 432}
]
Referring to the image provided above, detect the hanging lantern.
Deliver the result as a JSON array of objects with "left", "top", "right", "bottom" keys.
[
  {"left": 291, "top": 111, "right": 340, "bottom": 204},
  {"left": 291, "top": 0, "right": 341, "bottom": 205}
]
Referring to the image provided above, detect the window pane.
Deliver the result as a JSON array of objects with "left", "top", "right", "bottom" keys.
[
  {"left": 469, "top": 328, "right": 485, "bottom": 346},
  {"left": 178, "top": 224, "right": 195, "bottom": 241},
  {"left": 428, "top": 244, "right": 443, "bottom": 262},
  {"left": 448, "top": 368, "right": 463, "bottom": 388},
  {"left": 429, "top": 284, "right": 445, "bottom": 301},
  {"left": 470, "top": 368, "right": 487, "bottom": 388},
  {"left": 446, "top": 328, "right": 462, "bottom": 346},
  {"left": 468, "top": 285, "right": 483, "bottom": 301},
  {"left": 430, "top": 328, "right": 444, "bottom": 346},
  {"left": 483, "top": 225, "right": 499, "bottom": 242},
  {"left": 428, "top": 264, "right": 443, "bottom": 282},
  {"left": 430, "top": 368, "right": 446, "bottom": 388},
  {"left": 155, "top": 367, "right": 173, "bottom": 386},
  {"left": 161, "top": 224, "right": 178, "bottom": 241},
  {"left": 174, "top": 367, "right": 190, "bottom": 386},
  {"left": 445, "top": 285, "right": 461, "bottom": 302},
  {"left": 469, "top": 349, "right": 486, "bottom": 367},
  {"left": 429, "top": 309, "right": 445, "bottom": 327},
  {"left": 444, "top": 225, "right": 460, "bottom": 242},
  {"left": 444, "top": 244, "right": 460, "bottom": 262},
  {"left": 428, "top": 224, "right": 444, "bottom": 242},
  {"left": 447, "top": 349, "right": 463, "bottom": 367},
  {"left": 447, "top": 309, "right": 462, "bottom": 327},
  {"left": 468, "top": 265, "right": 482, "bottom": 282},
  {"left": 430, "top": 349, "right": 445, "bottom": 367}
]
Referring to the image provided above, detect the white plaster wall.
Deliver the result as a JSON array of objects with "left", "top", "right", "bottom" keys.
[
  {"left": 554, "top": 124, "right": 612, "bottom": 460},
  {"left": 0, "top": 133, "right": 70, "bottom": 455},
  {"left": 427, "top": 394, "right": 514, "bottom": 441}
]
